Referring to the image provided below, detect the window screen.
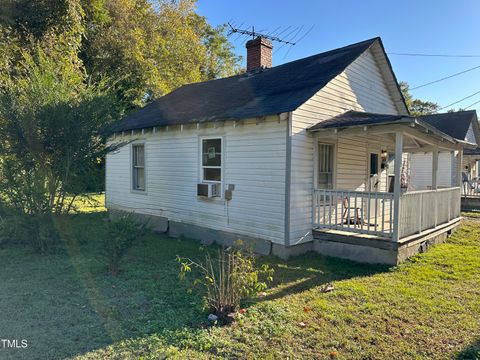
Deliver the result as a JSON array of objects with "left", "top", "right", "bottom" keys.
[
  {"left": 132, "top": 144, "right": 145, "bottom": 190},
  {"left": 318, "top": 143, "right": 334, "bottom": 189}
]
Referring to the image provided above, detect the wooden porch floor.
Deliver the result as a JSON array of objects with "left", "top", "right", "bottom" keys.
[
  {"left": 313, "top": 217, "right": 461, "bottom": 248},
  {"left": 314, "top": 218, "right": 393, "bottom": 237}
]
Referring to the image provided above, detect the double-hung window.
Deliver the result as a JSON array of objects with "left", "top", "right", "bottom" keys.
[
  {"left": 132, "top": 144, "right": 145, "bottom": 191},
  {"left": 318, "top": 143, "right": 334, "bottom": 189},
  {"left": 201, "top": 138, "right": 222, "bottom": 183}
]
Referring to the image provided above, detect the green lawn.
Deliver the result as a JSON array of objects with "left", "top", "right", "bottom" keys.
[{"left": 0, "top": 206, "right": 479, "bottom": 359}]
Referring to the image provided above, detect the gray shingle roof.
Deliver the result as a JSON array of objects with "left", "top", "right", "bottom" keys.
[
  {"left": 113, "top": 38, "right": 382, "bottom": 132},
  {"left": 306, "top": 110, "right": 466, "bottom": 145},
  {"left": 464, "top": 147, "right": 480, "bottom": 155},
  {"left": 307, "top": 110, "right": 480, "bottom": 147},
  {"left": 419, "top": 111, "right": 478, "bottom": 142}
]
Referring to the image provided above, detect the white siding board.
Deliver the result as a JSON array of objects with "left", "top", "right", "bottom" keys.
[
  {"left": 106, "top": 117, "right": 287, "bottom": 244},
  {"left": 466, "top": 123, "right": 476, "bottom": 144},
  {"left": 410, "top": 152, "right": 454, "bottom": 190}
]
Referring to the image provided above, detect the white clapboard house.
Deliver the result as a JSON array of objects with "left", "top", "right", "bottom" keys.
[
  {"left": 106, "top": 37, "right": 477, "bottom": 264},
  {"left": 408, "top": 111, "right": 480, "bottom": 210},
  {"left": 409, "top": 111, "right": 480, "bottom": 191}
]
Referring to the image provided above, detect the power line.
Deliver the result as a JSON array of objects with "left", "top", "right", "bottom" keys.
[
  {"left": 464, "top": 98, "right": 480, "bottom": 109},
  {"left": 440, "top": 89, "right": 480, "bottom": 110},
  {"left": 388, "top": 52, "right": 480, "bottom": 58},
  {"left": 266, "top": 26, "right": 281, "bottom": 37},
  {"left": 411, "top": 64, "right": 480, "bottom": 90},
  {"left": 283, "top": 24, "right": 315, "bottom": 60}
]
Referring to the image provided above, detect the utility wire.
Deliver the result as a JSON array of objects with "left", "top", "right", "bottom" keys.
[
  {"left": 274, "top": 26, "right": 303, "bottom": 55},
  {"left": 440, "top": 89, "right": 480, "bottom": 110},
  {"left": 411, "top": 64, "right": 480, "bottom": 90},
  {"left": 464, "top": 98, "right": 480, "bottom": 109},
  {"left": 389, "top": 52, "right": 480, "bottom": 58},
  {"left": 283, "top": 24, "right": 315, "bottom": 60}
]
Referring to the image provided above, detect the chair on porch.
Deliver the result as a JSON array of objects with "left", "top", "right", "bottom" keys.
[{"left": 341, "top": 196, "right": 362, "bottom": 227}]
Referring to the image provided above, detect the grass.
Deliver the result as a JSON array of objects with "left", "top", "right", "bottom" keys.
[
  {"left": 0, "top": 201, "right": 479, "bottom": 359},
  {"left": 70, "top": 193, "right": 106, "bottom": 213},
  {"left": 463, "top": 211, "right": 480, "bottom": 219}
]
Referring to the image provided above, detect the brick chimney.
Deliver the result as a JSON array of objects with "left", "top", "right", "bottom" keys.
[{"left": 246, "top": 37, "right": 273, "bottom": 72}]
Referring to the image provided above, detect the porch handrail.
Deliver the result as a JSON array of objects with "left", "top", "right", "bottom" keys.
[
  {"left": 404, "top": 187, "right": 461, "bottom": 195},
  {"left": 313, "top": 189, "right": 394, "bottom": 238},
  {"left": 398, "top": 187, "right": 461, "bottom": 239},
  {"left": 313, "top": 187, "right": 461, "bottom": 241},
  {"left": 462, "top": 181, "right": 480, "bottom": 198}
]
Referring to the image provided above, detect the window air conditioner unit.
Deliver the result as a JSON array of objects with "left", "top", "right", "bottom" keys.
[{"left": 197, "top": 183, "right": 221, "bottom": 198}]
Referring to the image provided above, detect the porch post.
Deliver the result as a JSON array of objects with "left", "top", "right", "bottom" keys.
[
  {"left": 392, "top": 131, "right": 403, "bottom": 242},
  {"left": 432, "top": 146, "right": 439, "bottom": 190},
  {"left": 456, "top": 149, "right": 463, "bottom": 187}
]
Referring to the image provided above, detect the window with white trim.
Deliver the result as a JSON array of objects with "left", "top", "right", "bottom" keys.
[
  {"left": 201, "top": 138, "right": 222, "bottom": 182},
  {"left": 318, "top": 143, "right": 334, "bottom": 189},
  {"left": 132, "top": 144, "right": 145, "bottom": 190}
]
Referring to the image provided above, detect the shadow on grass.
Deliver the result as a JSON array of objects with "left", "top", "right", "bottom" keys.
[
  {"left": 456, "top": 339, "right": 480, "bottom": 359},
  {"left": 259, "top": 252, "right": 389, "bottom": 302},
  {"left": 0, "top": 211, "right": 389, "bottom": 359}
]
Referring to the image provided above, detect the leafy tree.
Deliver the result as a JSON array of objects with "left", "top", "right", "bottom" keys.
[
  {"left": 201, "top": 23, "right": 243, "bottom": 79},
  {"left": 80, "top": 0, "right": 241, "bottom": 107},
  {"left": 0, "top": 0, "right": 84, "bottom": 44},
  {"left": 400, "top": 81, "right": 440, "bottom": 116},
  {"left": 0, "top": 0, "right": 240, "bottom": 222},
  {"left": 0, "top": 34, "right": 122, "bottom": 215},
  {"left": 1, "top": 0, "right": 241, "bottom": 108}
]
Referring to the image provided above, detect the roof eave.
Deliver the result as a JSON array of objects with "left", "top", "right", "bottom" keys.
[
  {"left": 457, "top": 140, "right": 478, "bottom": 149},
  {"left": 307, "top": 116, "right": 461, "bottom": 145},
  {"left": 414, "top": 119, "right": 458, "bottom": 145},
  {"left": 306, "top": 117, "right": 414, "bottom": 132},
  {"left": 371, "top": 38, "right": 410, "bottom": 116}
]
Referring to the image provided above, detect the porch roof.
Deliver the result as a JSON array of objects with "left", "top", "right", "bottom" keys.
[
  {"left": 464, "top": 147, "right": 480, "bottom": 156},
  {"left": 307, "top": 110, "right": 475, "bottom": 147}
]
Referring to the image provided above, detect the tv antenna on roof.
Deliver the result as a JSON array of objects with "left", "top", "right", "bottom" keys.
[{"left": 227, "top": 22, "right": 297, "bottom": 46}]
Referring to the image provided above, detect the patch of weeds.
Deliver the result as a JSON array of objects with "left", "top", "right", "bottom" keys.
[{"left": 178, "top": 241, "right": 274, "bottom": 324}]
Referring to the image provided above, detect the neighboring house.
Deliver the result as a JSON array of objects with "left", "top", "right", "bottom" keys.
[
  {"left": 409, "top": 111, "right": 480, "bottom": 191},
  {"left": 462, "top": 147, "right": 480, "bottom": 211},
  {"left": 106, "top": 37, "right": 475, "bottom": 265},
  {"left": 464, "top": 147, "right": 480, "bottom": 182}
]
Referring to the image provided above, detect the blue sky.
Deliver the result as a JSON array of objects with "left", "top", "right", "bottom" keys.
[{"left": 197, "top": 0, "right": 480, "bottom": 113}]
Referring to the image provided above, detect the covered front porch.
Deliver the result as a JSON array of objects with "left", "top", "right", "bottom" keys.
[
  {"left": 461, "top": 147, "right": 480, "bottom": 211},
  {"left": 312, "top": 187, "right": 461, "bottom": 241},
  {"left": 307, "top": 112, "right": 465, "bottom": 263}
]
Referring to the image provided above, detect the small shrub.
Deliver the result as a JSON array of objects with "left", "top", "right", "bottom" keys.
[
  {"left": 177, "top": 241, "right": 274, "bottom": 323},
  {"left": 0, "top": 211, "right": 59, "bottom": 253},
  {"left": 102, "top": 215, "right": 145, "bottom": 275},
  {"left": 26, "top": 215, "right": 60, "bottom": 253}
]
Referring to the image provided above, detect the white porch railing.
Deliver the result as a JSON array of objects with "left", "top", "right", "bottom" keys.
[
  {"left": 313, "top": 187, "right": 461, "bottom": 240},
  {"left": 398, "top": 187, "right": 461, "bottom": 238},
  {"left": 462, "top": 181, "right": 480, "bottom": 198},
  {"left": 313, "top": 190, "right": 394, "bottom": 238}
]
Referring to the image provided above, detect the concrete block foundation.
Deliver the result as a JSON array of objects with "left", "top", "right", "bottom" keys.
[
  {"left": 313, "top": 218, "right": 461, "bottom": 265},
  {"left": 108, "top": 209, "right": 461, "bottom": 265}
]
